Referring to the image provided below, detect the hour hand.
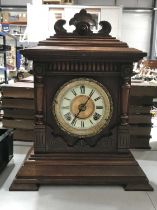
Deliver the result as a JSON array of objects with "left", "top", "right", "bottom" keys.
[
  {"left": 71, "top": 116, "right": 77, "bottom": 126},
  {"left": 71, "top": 104, "right": 83, "bottom": 124}
]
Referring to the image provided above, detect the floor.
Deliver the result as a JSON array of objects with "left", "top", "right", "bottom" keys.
[{"left": 0, "top": 119, "right": 157, "bottom": 210}]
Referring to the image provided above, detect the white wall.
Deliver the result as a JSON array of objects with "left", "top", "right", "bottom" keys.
[
  {"left": 27, "top": 4, "right": 50, "bottom": 42},
  {"left": 101, "top": 7, "right": 122, "bottom": 38},
  {"left": 121, "top": 11, "right": 152, "bottom": 54}
]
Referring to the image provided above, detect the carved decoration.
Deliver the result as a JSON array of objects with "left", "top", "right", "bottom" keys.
[
  {"left": 54, "top": 19, "right": 67, "bottom": 35},
  {"left": 54, "top": 9, "right": 112, "bottom": 36},
  {"left": 98, "top": 21, "right": 112, "bottom": 36},
  {"left": 121, "top": 64, "right": 133, "bottom": 79},
  {"left": 73, "top": 21, "right": 92, "bottom": 36},
  {"left": 69, "top": 9, "right": 95, "bottom": 35},
  {"left": 48, "top": 124, "right": 115, "bottom": 149},
  {"left": 120, "top": 65, "right": 132, "bottom": 126},
  {"left": 34, "top": 63, "right": 46, "bottom": 75},
  {"left": 69, "top": 9, "right": 96, "bottom": 28}
]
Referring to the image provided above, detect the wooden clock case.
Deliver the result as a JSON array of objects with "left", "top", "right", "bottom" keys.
[{"left": 10, "top": 9, "right": 153, "bottom": 191}]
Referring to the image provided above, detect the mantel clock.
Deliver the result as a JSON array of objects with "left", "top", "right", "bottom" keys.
[{"left": 10, "top": 9, "right": 153, "bottom": 191}]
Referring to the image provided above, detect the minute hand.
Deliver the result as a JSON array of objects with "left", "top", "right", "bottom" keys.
[{"left": 82, "top": 95, "right": 91, "bottom": 107}]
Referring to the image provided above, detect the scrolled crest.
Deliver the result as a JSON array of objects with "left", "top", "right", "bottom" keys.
[{"left": 54, "top": 9, "right": 112, "bottom": 36}]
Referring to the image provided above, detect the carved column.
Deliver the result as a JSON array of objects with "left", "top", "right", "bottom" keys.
[
  {"left": 34, "top": 64, "right": 46, "bottom": 153},
  {"left": 118, "top": 64, "right": 132, "bottom": 152}
]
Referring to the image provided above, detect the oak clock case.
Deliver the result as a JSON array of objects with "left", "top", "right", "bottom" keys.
[{"left": 9, "top": 9, "right": 153, "bottom": 191}]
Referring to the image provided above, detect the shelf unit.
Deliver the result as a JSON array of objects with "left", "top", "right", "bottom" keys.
[
  {"left": 0, "top": 6, "right": 27, "bottom": 45},
  {"left": 0, "top": 31, "right": 17, "bottom": 84},
  {"left": 0, "top": 32, "right": 8, "bottom": 84}
]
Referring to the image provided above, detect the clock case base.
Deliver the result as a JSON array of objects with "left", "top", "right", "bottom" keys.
[{"left": 9, "top": 148, "right": 153, "bottom": 191}]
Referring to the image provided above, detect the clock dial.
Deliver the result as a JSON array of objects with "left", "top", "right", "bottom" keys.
[{"left": 53, "top": 78, "right": 113, "bottom": 137}]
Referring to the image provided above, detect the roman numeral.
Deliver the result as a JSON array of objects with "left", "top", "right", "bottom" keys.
[
  {"left": 71, "top": 118, "right": 77, "bottom": 126},
  {"left": 89, "top": 89, "right": 95, "bottom": 97},
  {"left": 71, "top": 89, "right": 77, "bottom": 96},
  {"left": 89, "top": 119, "right": 93, "bottom": 125},
  {"left": 81, "top": 121, "right": 84, "bottom": 128},
  {"left": 94, "top": 96, "right": 101, "bottom": 101},
  {"left": 80, "top": 85, "right": 85, "bottom": 94},
  {"left": 64, "top": 97, "right": 71, "bottom": 101},
  {"left": 62, "top": 106, "right": 70, "bottom": 109},
  {"left": 64, "top": 112, "right": 71, "bottom": 121},
  {"left": 96, "top": 106, "right": 103, "bottom": 109},
  {"left": 93, "top": 112, "right": 101, "bottom": 120}
]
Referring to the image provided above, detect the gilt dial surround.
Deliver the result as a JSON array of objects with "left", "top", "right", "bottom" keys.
[{"left": 53, "top": 78, "right": 113, "bottom": 138}]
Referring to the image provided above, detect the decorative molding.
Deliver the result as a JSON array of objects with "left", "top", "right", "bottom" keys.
[
  {"left": 47, "top": 124, "right": 116, "bottom": 149},
  {"left": 34, "top": 74, "right": 44, "bottom": 125},
  {"left": 120, "top": 64, "right": 132, "bottom": 125},
  {"left": 34, "top": 125, "right": 46, "bottom": 153},
  {"left": 48, "top": 61, "right": 118, "bottom": 72},
  {"left": 118, "top": 125, "right": 130, "bottom": 151}
]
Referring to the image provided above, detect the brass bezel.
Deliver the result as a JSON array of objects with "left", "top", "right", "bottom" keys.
[{"left": 53, "top": 78, "right": 113, "bottom": 138}]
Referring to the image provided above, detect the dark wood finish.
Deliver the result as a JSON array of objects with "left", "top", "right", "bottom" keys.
[
  {"left": 1, "top": 80, "right": 34, "bottom": 142},
  {"left": 129, "top": 115, "right": 152, "bottom": 124},
  {"left": 1, "top": 98, "right": 34, "bottom": 110},
  {"left": 2, "top": 119, "right": 34, "bottom": 130},
  {"left": 1, "top": 82, "right": 34, "bottom": 99},
  {"left": 130, "top": 136, "right": 151, "bottom": 149},
  {"left": 10, "top": 9, "right": 153, "bottom": 191},
  {"left": 129, "top": 105, "right": 152, "bottom": 114},
  {"left": 9, "top": 149, "right": 152, "bottom": 191},
  {"left": 3, "top": 109, "right": 34, "bottom": 120},
  {"left": 130, "top": 83, "right": 157, "bottom": 97},
  {"left": 129, "top": 82, "right": 157, "bottom": 149},
  {"left": 13, "top": 129, "right": 34, "bottom": 142}
]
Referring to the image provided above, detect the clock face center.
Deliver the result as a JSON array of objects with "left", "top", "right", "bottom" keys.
[
  {"left": 71, "top": 95, "right": 95, "bottom": 119},
  {"left": 78, "top": 103, "right": 86, "bottom": 111}
]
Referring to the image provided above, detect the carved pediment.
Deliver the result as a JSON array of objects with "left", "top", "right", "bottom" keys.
[{"left": 54, "top": 9, "right": 112, "bottom": 36}]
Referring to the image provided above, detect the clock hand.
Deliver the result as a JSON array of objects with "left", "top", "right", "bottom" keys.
[
  {"left": 80, "top": 90, "right": 94, "bottom": 109},
  {"left": 72, "top": 104, "right": 83, "bottom": 122},
  {"left": 83, "top": 95, "right": 91, "bottom": 107}
]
